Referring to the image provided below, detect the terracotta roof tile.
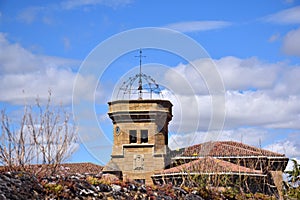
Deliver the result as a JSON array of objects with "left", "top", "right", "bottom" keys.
[
  {"left": 0, "top": 163, "right": 103, "bottom": 176},
  {"left": 58, "top": 163, "right": 103, "bottom": 174},
  {"left": 178, "top": 141, "right": 285, "bottom": 157},
  {"left": 160, "top": 157, "right": 262, "bottom": 175}
]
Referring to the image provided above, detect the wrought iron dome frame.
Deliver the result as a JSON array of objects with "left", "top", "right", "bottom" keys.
[{"left": 116, "top": 49, "right": 164, "bottom": 100}]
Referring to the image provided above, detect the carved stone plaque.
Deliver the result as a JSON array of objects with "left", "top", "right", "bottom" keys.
[{"left": 133, "top": 154, "right": 144, "bottom": 170}]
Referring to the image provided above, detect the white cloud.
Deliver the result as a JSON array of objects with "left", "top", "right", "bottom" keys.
[
  {"left": 1, "top": 67, "right": 75, "bottom": 105},
  {"left": 17, "top": 5, "right": 56, "bottom": 25},
  {"left": 166, "top": 63, "right": 300, "bottom": 165},
  {"left": 17, "top": 6, "right": 45, "bottom": 24},
  {"left": 169, "top": 127, "right": 275, "bottom": 150},
  {"left": 167, "top": 89, "right": 300, "bottom": 134},
  {"left": 163, "top": 62, "right": 208, "bottom": 95},
  {"left": 282, "top": 27, "right": 300, "bottom": 56},
  {"left": 263, "top": 7, "right": 300, "bottom": 57},
  {"left": 265, "top": 137, "right": 300, "bottom": 172},
  {"left": 284, "top": 0, "right": 295, "bottom": 3},
  {"left": 0, "top": 33, "right": 79, "bottom": 74},
  {"left": 61, "top": 0, "right": 133, "bottom": 10},
  {"left": 226, "top": 91, "right": 300, "bottom": 129},
  {"left": 162, "top": 56, "right": 300, "bottom": 162},
  {"left": 268, "top": 33, "right": 280, "bottom": 42},
  {"left": 0, "top": 33, "right": 82, "bottom": 105},
  {"left": 265, "top": 140, "right": 300, "bottom": 158},
  {"left": 163, "top": 56, "right": 285, "bottom": 95},
  {"left": 0, "top": 33, "right": 41, "bottom": 74},
  {"left": 264, "top": 6, "right": 300, "bottom": 24},
  {"left": 162, "top": 57, "right": 300, "bottom": 133},
  {"left": 164, "top": 20, "right": 231, "bottom": 33},
  {"left": 215, "top": 56, "right": 281, "bottom": 91},
  {"left": 272, "top": 65, "right": 300, "bottom": 97},
  {"left": 63, "top": 37, "right": 71, "bottom": 51}
]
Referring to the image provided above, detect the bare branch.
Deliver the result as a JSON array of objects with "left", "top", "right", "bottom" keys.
[{"left": 0, "top": 91, "right": 78, "bottom": 174}]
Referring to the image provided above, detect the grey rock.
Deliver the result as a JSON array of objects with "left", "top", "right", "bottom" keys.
[
  {"left": 138, "top": 185, "right": 147, "bottom": 193},
  {"left": 96, "top": 184, "right": 111, "bottom": 192},
  {"left": 184, "top": 194, "right": 205, "bottom": 200},
  {"left": 112, "top": 184, "right": 121, "bottom": 192},
  {"left": 0, "top": 194, "right": 6, "bottom": 200}
]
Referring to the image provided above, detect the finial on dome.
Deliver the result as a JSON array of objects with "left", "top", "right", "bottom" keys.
[
  {"left": 135, "top": 49, "right": 146, "bottom": 99},
  {"left": 116, "top": 49, "right": 163, "bottom": 100}
]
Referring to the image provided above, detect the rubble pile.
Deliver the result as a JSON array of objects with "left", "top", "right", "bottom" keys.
[
  {"left": 0, "top": 171, "right": 44, "bottom": 200},
  {"left": 0, "top": 170, "right": 275, "bottom": 199},
  {"left": 0, "top": 171, "right": 206, "bottom": 200}
]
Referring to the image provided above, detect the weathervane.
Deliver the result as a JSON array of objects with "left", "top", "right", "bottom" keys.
[
  {"left": 135, "top": 49, "right": 146, "bottom": 99},
  {"left": 116, "top": 49, "right": 163, "bottom": 100}
]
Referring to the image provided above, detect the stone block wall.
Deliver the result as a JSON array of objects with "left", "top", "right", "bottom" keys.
[
  {"left": 106, "top": 99, "right": 173, "bottom": 185},
  {"left": 110, "top": 145, "right": 168, "bottom": 184}
]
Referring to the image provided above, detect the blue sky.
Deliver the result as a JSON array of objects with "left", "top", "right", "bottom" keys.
[{"left": 1, "top": 0, "right": 300, "bottom": 166}]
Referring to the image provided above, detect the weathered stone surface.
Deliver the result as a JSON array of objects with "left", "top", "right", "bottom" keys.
[
  {"left": 0, "top": 170, "right": 276, "bottom": 199},
  {"left": 0, "top": 171, "right": 44, "bottom": 200},
  {"left": 106, "top": 100, "right": 173, "bottom": 184},
  {"left": 0, "top": 171, "right": 209, "bottom": 199}
]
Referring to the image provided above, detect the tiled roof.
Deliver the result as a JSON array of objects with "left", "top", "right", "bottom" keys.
[
  {"left": 159, "top": 157, "right": 263, "bottom": 175},
  {"left": 58, "top": 162, "right": 103, "bottom": 174},
  {"left": 0, "top": 162, "right": 103, "bottom": 175},
  {"left": 176, "top": 141, "right": 285, "bottom": 157},
  {"left": 103, "top": 160, "right": 121, "bottom": 172}
]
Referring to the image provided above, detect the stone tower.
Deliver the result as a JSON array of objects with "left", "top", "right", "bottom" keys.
[
  {"left": 105, "top": 99, "right": 173, "bottom": 184},
  {"left": 103, "top": 50, "right": 173, "bottom": 184}
]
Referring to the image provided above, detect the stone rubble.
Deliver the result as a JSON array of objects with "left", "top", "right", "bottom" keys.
[
  {"left": 0, "top": 171, "right": 275, "bottom": 199},
  {"left": 0, "top": 171, "right": 44, "bottom": 200},
  {"left": 0, "top": 171, "right": 207, "bottom": 200}
]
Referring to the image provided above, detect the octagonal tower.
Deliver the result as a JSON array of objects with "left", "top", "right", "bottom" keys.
[{"left": 103, "top": 50, "right": 173, "bottom": 184}]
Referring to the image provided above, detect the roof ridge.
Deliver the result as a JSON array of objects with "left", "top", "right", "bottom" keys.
[
  {"left": 220, "top": 142, "right": 263, "bottom": 155},
  {"left": 179, "top": 140, "right": 285, "bottom": 157},
  {"left": 159, "top": 156, "right": 262, "bottom": 175},
  {"left": 219, "top": 141, "right": 285, "bottom": 156}
]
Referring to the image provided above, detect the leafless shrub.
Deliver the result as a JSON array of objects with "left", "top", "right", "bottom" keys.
[{"left": 0, "top": 91, "right": 78, "bottom": 174}]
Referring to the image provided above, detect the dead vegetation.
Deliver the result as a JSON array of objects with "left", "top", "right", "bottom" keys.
[{"left": 0, "top": 90, "right": 77, "bottom": 175}]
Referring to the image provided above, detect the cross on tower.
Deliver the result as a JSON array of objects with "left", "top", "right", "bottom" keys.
[{"left": 135, "top": 49, "right": 146, "bottom": 99}]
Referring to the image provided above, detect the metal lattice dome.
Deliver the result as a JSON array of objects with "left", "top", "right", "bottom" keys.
[{"left": 116, "top": 49, "right": 163, "bottom": 100}]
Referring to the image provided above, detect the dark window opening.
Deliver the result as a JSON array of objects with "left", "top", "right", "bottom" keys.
[
  {"left": 141, "top": 130, "right": 148, "bottom": 143},
  {"left": 134, "top": 179, "right": 145, "bottom": 184},
  {"left": 129, "top": 130, "right": 137, "bottom": 143},
  {"left": 164, "top": 132, "right": 168, "bottom": 145}
]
